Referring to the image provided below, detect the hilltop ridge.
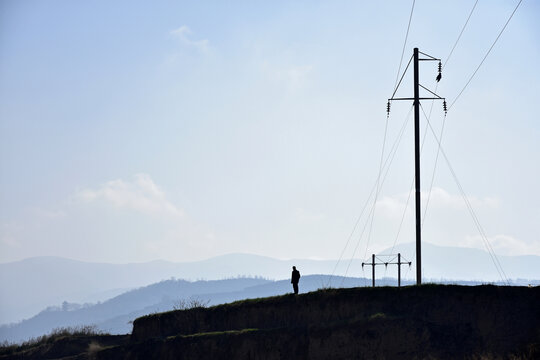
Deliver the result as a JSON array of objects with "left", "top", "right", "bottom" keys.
[{"left": 2, "top": 285, "right": 539, "bottom": 359}]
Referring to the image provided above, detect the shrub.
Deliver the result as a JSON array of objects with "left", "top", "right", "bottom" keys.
[{"left": 173, "top": 296, "right": 210, "bottom": 310}]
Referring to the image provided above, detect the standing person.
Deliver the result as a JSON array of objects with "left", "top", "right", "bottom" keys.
[{"left": 291, "top": 266, "right": 301, "bottom": 294}]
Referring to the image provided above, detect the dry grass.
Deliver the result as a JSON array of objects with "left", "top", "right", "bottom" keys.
[{"left": 0, "top": 325, "right": 105, "bottom": 356}]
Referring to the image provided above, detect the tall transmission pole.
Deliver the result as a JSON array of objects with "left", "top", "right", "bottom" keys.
[
  {"left": 388, "top": 47, "right": 447, "bottom": 285},
  {"left": 413, "top": 47, "right": 422, "bottom": 285}
]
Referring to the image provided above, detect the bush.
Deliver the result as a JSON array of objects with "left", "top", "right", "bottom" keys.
[
  {"left": 49, "top": 325, "right": 104, "bottom": 337},
  {"left": 173, "top": 296, "right": 210, "bottom": 310}
]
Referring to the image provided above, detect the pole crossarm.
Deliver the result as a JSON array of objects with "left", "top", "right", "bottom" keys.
[
  {"left": 362, "top": 260, "right": 385, "bottom": 267},
  {"left": 362, "top": 260, "right": 411, "bottom": 266},
  {"left": 362, "top": 254, "right": 412, "bottom": 266},
  {"left": 389, "top": 97, "right": 444, "bottom": 101},
  {"left": 389, "top": 85, "right": 445, "bottom": 102}
]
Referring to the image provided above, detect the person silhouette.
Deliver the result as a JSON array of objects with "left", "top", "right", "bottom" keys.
[{"left": 291, "top": 266, "right": 301, "bottom": 294}]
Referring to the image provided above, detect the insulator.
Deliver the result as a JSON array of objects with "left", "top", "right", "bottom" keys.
[
  {"left": 435, "top": 61, "right": 443, "bottom": 82},
  {"left": 443, "top": 100, "right": 447, "bottom": 114},
  {"left": 386, "top": 101, "right": 391, "bottom": 116}
]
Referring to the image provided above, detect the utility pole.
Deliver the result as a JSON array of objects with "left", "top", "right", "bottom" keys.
[
  {"left": 362, "top": 254, "right": 378, "bottom": 288},
  {"left": 396, "top": 253, "right": 411, "bottom": 287},
  {"left": 388, "top": 48, "right": 446, "bottom": 286},
  {"left": 413, "top": 47, "right": 422, "bottom": 286},
  {"left": 398, "top": 253, "right": 401, "bottom": 287}
]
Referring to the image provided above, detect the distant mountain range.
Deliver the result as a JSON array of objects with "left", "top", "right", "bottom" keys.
[
  {"left": 1, "top": 242, "right": 538, "bottom": 341},
  {"left": 0, "top": 253, "right": 351, "bottom": 324},
  {"left": 0, "top": 275, "right": 370, "bottom": 343}
]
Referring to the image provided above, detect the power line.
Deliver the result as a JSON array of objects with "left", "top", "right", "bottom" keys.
[
  {"left": 413, "top": 0, "right": 521, "bottom": 281},
  {"left": 444, "top": 0, "right": 479, "bottom": 69},
  {"left": 332, "top": 1, "right": 518, "bottom": 287},
  {"left": 403, "top": 105, "right": 510, "bottom": 284},
  {"left": 341, "top": 190, "right": 378, "bottom": 286},
  {"left": 450, "top": 0, "right": 523, "bottom": 109},
  {"left": 421, "top": 112, "right": 446, "bottom": 226},
  {"left": 364, "top": 114, "right": 390, "bottom": 272},
  {"left": 337, "top": 0, "right": 484, "bottom": 280},
  {"left": 360, "top": 107, "right": 413, "bottom": 262},
  {"left": 419, "top": 103, "right": 509, "bottom": 284},
  {"left": 416, "top": 0, "right": 520, "bottom": 283},
  {"left": 328, "top": 106, "right": 413, "bottom": 287},
  {"left": 390, "top": 105, "right": 437, "bottom": 256},
  {"left": 389, "top": 176, "right": 414, "bottom": 256},
  {"left": 423, "top": 0, "right": 479, "bottom": 236},
  {"left": 337, "top": 106, "right": 414, "bottom": 285},
  {"left": 327, "top": 173, "right": 378, "bottom": 286},
  {"left": 331, "top": 0, "right": 416, "bottom": 285},
  {"left": 357, "top": 0, "right": 414, "bottom": 280},
  {"left": 393, "top": 0, "right": 416, "bottom": 92},
  {"left": 338, "top": 107, "right": 413, "bottom": 286}
]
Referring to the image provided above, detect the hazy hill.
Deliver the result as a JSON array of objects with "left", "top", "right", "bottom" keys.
[
  {"left": 0, "top": 277, "right": 264, "bottom": 343},
  {"left": 1, "top": 243, "right": 539, "bottom": 326},
  {"left": 1, "top": 275, "right": 372, "bottom": 344},
  {"left": 0, "top": 254, "right": 344, "bottom": 324}
]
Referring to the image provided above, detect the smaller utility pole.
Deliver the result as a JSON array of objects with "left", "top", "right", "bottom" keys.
[
  {"left": 396, "top": 253, "right": 411, "bottom": 287},
  {"left": 372, "top": 254, "right": 375, "bottom": 287},
  {"left": 362, "top": 253, "right": 411, "bottom": 287},
  {"left": 398, "top": 253, "right": 401, "bottom": 287},
  {"left": 362, "top": 254, "right": 378, "bottom": 287}
]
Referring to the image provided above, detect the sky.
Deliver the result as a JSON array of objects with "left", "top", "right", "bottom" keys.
[{"left": 1, "top": 0, "right": 539, "bottom": 268}]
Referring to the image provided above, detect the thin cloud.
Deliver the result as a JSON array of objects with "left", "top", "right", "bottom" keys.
[
  {"left": 261, "top": 61, "right": 314, "bottom": 92},
  {"left": 460, "top": 234, "right": 540, "bottom": 256},
  {"left": 292, "top": 207, "right": 325, "bottom": 222},
  {"left": 31, "top": 208, "right": 67, "bottom": 220},
  {"left": 376, "top": 187, "right": 499, "bottom": 217},
  {"left": 0, "top": 222, "right": 21, "bottom": 248},
  {"left": 170, "top": 25, "right": 209, "bottom": 52},
  {"left": 424, "top": 187, "right": 500, "bottom": 210},
  {"left": 76, "top": 173, "right": 183, "bottom": 219},
  {"left": 286, "top": 65, "right": 314, "bottom": 90}
]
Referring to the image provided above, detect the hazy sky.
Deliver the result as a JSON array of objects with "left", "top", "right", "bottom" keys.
[{"left": 1, "top": 0, "right": 539, "bottom": 265}]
